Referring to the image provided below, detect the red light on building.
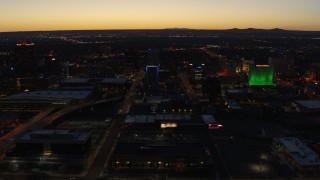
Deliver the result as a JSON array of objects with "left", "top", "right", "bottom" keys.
[
  {"left": 17, "top": 40, "right": 34, "bottom": 46},
  {"left": 208, "top": 123, "right": 223, "bottom": 129},
  {"left": 48, "top": 50, "right": 55, "bottom": 57}
]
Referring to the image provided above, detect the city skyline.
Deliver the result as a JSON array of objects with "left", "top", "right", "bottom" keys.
[{"left": 1, "top": 0, "right": 320, "bottom": 32}]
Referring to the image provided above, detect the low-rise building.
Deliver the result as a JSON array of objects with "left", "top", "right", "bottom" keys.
[
  {"left": 274, "top": 137, "right": 320, "bottom": 174},
  {"left": 293, "top": 100, "right": 320, "bottom": 114},
  {"left": 0, "top": 90, "right": 93, "bottom": 111},
  {"left": 5, "top": 129, "right": 91, "bottom": 169}
]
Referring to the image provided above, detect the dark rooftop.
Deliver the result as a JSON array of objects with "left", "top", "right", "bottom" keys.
[{"left": 16, "top": 129, "right": 91, "bottom": 144}]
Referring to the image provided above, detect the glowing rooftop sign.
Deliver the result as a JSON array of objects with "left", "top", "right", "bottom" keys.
[{"left": 249, "top": 65, "right": 274, "bottom": 86}]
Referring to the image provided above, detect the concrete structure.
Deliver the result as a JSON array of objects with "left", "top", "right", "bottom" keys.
[
  {"left": 0, "top": 90, "right": 93, "bottom": 111},
  {"left": 293, "top": 100, "right": 320, "bottom": 114},
  {"left": 101, "top": 77, "right": 130, "bottom": 95},
  {"left": 60, "top": 78, "right": 94, "bottom": 89},
  {"left": 9, "top": 90, "right": 92, "bottom": 101},
  {"left": 225, "top": 99, "right": 242, "bottom": 110},
  {"left": 108, "top": 125, "right": 215, "bottom": 178},
  {"left": 6, "top": 129, "right": 91, "bottom": 168},
  {"left": 124, "top": 114, "right": 218, "bottom": 130},
  {"left": 225, "top": 88, "right": 254, "bottom": 101},
  {"left": 274, "top": 137, "right": 320, "bottom": 172},
  {"left": 59, "top": 77, "right": 131, "bottom": 98}
]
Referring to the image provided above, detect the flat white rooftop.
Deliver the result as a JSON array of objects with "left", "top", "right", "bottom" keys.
[
  {"left": 125, "top": 115, "right": 156, "bottom": 124},
  {"left": 156, "top": 114, "right": 191, "bottom": 121},
  {"left": 226, "top": 88, "right": 253, "bottom": 94},
  {"left": 125, "top": 114, "right": 193, "bottom": 124},
  {"left": 124, "top": 114, "right": 214, "bottom": 124},
  {"left": 274, "top": 137, "right": 320, "bottom": 167},
  {"left": 225, "top": 100, "right": 242, "bottom": 110},
  {"left": 295, "top": 100, "right": 320, "bottom": 109},
  {"left": 201, "top": 115, "right": 217, "bottom": 124}
]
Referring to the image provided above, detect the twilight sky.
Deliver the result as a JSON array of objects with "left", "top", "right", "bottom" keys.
[{"left": 1, "top": 0, "right": 320, "bottom": 32}]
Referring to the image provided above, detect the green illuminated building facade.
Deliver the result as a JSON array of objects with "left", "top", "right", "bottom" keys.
[{"left": 249, "top": 65, "right": 274, "bottom": 86}]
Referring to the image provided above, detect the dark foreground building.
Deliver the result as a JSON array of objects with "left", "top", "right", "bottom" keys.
[
  {"left": 106, "top": 114, "right": 216, "bottom": 179},
  {"left": 5, "top": 129, "right": 91, "bottom": 171}
]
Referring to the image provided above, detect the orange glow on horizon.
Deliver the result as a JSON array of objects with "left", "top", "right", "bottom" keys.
[{"left": 1, "top": 0, "right": 320, "bottom": 32}]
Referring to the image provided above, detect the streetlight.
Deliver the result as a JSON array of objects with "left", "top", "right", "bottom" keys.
[{"left": 259, "top": 160, "right": 262, "bottom": 180}]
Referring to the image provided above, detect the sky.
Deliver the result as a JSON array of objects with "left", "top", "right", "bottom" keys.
[{"left": 1, "top": 0, "right": 320, "bottom": 32}]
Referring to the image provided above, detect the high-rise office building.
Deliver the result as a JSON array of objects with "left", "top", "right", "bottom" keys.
[
  {"left": 125, "top": 48, "right": 139, "bottom": 68},
  {"left": 14, "top": 40, "right": 36, "bottom": 77},
  {"left": 249, "top": 65, "right": 274, "bottom": 86},
  {"left": 268, "top": 57, "right": 295, "bottom": 75},
  {"left": 147, "top": 48, "right": 159, "bottom": 65},
  {"left": 145, "top": 65, "right": 159, "bottom": 87},
  {"left": 311, "top": 63, "right": 320, "bottom": 81},
  {"left": 187, "top": 64, "right": 205, "bottom": 81},
  {"left": 202, "top": 76, "right": 221, "bottom": 99},
  {"left": 44, "top": 50, "right": 61, "bottom": 78}
]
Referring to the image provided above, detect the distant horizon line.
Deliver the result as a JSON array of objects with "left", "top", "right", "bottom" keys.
[{"left": 1, "top": 27, "right": 320, "bottom": 33}]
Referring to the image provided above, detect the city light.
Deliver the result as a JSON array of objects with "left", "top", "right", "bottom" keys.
[
  {"left": 0, "top": 10, "right": 319, "bottom": 179},
  {"left": 160, "top": 123, "right": 178, "bottom": 129}
]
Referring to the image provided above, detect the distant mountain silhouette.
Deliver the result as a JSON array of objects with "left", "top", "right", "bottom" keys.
[
  {"left": 227, "top": 28, "right": 286, "bottom": 33},
  {"left": 1, "top": 28, "right": 319, "bottom": 37},
  {"left": 163, "top": 28, "right": 193, "bottom": 30}
]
